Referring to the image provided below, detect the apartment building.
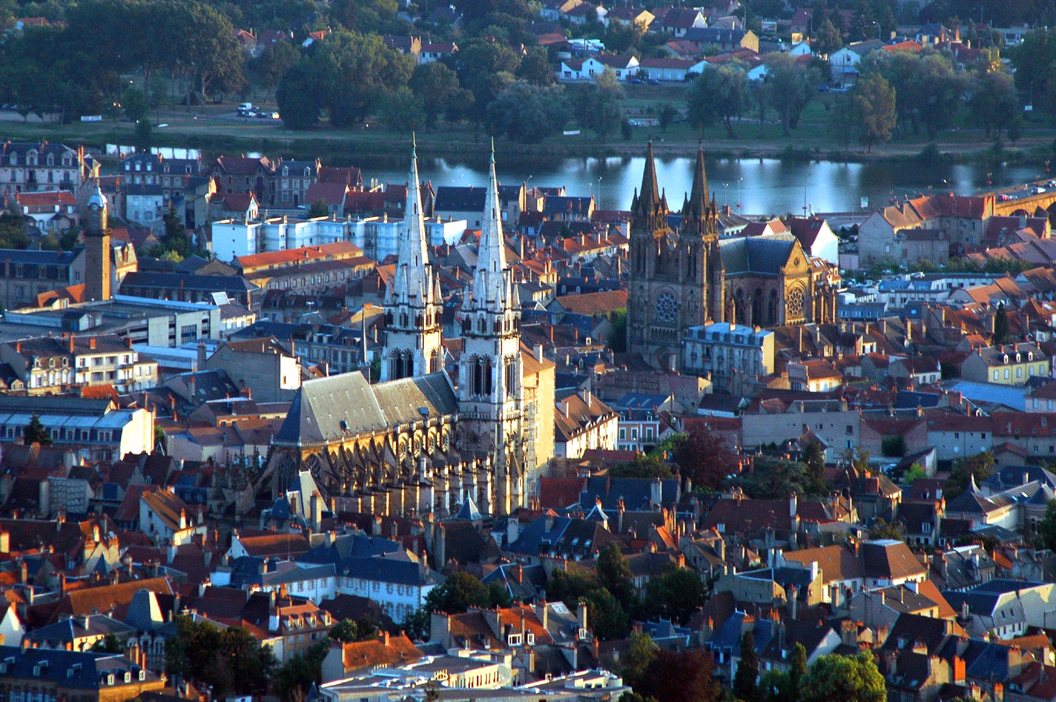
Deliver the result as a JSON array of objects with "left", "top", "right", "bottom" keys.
[{"left": 0, "top": 334, "right": 158, "bottom": 393}]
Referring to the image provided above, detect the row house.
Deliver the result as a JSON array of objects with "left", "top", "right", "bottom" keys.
[
  {"left": 0, "top": 334, "right": 158, "bottom": 394},
  {"left": 0, "top": 142, "right": 90, "bottom": 195}
]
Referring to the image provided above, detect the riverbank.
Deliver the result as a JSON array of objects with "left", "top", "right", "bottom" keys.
[{"left": 0, "top": 102, "right": 1053, "bottom": 168}]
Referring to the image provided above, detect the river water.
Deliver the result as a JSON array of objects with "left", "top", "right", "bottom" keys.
[{"left": 357, "top": 154, "right": 1043, "bottom": 217}]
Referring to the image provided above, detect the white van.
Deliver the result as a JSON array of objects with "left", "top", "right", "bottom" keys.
[{"left": 239, "top": 102, "right": 253, "bottom": 112}]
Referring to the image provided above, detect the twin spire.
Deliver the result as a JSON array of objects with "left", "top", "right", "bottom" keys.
[
  {"left": 389, "top": 133, "right": 436, "bottom": 309},
  {"left": 471, "top": 138, "right": 512, "bottom": 312}
]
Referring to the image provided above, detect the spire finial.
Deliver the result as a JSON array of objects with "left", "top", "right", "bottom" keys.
[
  {"left": 412, "top": 132, "right": 417, "bottom": 154},
  {"left": 490, "top": 137, "right": 495, "bottom": 163}
]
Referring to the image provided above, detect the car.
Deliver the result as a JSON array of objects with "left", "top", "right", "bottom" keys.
[
  {"left": 1033, "top": 186, "right": 1047, "bottom": 194},
  {"left": 648, "top": 79, "right": 661, "bottom": 86},
  {"left": 1047, "top": 180, "right": 1056, "bottom": 187},
  {"left": 997, "top": 193, "right": 1013, "bottom": 201}
]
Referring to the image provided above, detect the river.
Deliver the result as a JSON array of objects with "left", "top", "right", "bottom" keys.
[{"left": 355, "top": 154, "right": 1044, "bottom": 217}]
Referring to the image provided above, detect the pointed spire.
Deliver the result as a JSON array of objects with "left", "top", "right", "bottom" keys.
[
  {"left": 472, "top": 139, "right": 509, "bottom": 310},
  {"left": 400, "top": 132, "right": 428, "bottom": 271},
  {"left": 688, "top": 139, "right": 710, "bottom": 217},
  {"left": 637, "top": 138, "right": 660, "bottom": 217}
]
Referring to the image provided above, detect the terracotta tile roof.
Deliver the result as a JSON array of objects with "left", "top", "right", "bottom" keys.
[
  {"left": 16, "top": 191, "right": 77, "bottom": 207},
  {"left": 539, "top": 478, "right": 586, "bottom": 510},
  {"left": 141, "top": 490, "right": 192, "bottom": 532},
  {"left": 781, "top": 544, "right": 864, "bottom": 584},
  {"left": 338, "top": 634, "right": 421, "bottom": 672},
  {"left": 237, "top": 533, "right": 310, "bottom": 558},
  {"left": 57, "top": 577, "right": 173, "bottom": 620}
]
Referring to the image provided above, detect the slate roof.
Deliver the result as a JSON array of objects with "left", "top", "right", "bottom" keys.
[
  {"left": 0, "top": 646, "right": 158, "bottom": 689},
  {"left": 274, "top": 371, "right": 457, "bottom": 446},
  {"left": 719, "top": 234, "right": 797, "bottom": 277},
  {"left": 506, "top": 514, "right": 620, "bottom": 559},
  {"left": 861, "top": 540, "right": 928, "bottom": 581}
]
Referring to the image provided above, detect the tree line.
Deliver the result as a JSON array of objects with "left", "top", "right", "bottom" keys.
[{"left": 0, "top": 0, "right": 243, "bottom": 120}]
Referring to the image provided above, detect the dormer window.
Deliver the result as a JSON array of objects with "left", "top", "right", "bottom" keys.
[
  {"left": 124, "top": 672, "right": 131, "bottom": 683},
  {"left": 139, "top": 670, "right": 146, "bottom": 681},
  {"left": 508, "top": 634, "right": 522, "bottom": 646},
  {"left": 46, "top": 155, "right": 54, "bottom": 166}
]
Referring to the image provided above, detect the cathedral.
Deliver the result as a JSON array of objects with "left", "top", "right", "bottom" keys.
[
  {"left": 627, "top": 141, "right": 838, "bottom": 369},
  {"left": 260, "top": 142, "right": 555, "bottom": 518}
]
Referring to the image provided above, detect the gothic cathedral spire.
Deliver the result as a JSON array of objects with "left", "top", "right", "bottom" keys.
[
  {"left": 381, "top": 136, "right": 443, "bottom": 382},
  {"left": 458, "top": 140, "right": 524, "bottom": 517}
]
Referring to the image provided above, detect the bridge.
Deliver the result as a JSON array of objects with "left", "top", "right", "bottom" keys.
[{"left": 991, "top": 179, "right": 1056, "bottom": 219}]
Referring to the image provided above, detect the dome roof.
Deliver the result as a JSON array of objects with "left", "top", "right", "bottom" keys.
[{"left": 87, "top": 182, "right": 107, "bottom": 209}]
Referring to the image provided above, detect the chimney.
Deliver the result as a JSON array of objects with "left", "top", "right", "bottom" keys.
[
  {"left": 310, "top": 492, "right": 322, "bottom": 532},
  {"left": 577, "top": 601, "right": 588, "bottom": 631},
  {"left": 534, "top": 344, "right": 544, "bottom": 363},
  {"left": 89, "top": 337, "right": 96, "bottom": 350},
  {"left": 68, "top": 336, "right": 74, "bottom": 353},
  {"left": 197, "top": 341, "right": 207, "bottom": 370}
]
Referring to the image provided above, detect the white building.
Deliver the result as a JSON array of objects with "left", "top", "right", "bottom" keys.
[
  {"left": 559, "top": 54, "right": 640, "bottom": 81},
  {"left": 683, "top": 322, "right": 775, "bottom": 391},
  {"left": 554, "top": 390, "right": 619, "bottom": 459}
]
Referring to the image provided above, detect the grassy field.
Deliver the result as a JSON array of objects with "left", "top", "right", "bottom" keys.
[{"left": 1, "top": 81, "right": 1053, "bottom": 166}]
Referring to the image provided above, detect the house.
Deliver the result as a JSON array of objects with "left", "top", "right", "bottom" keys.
[
  {"left": 14, "top": 190, "right": 78, "bottom": 233},
  {"left": 683, "top": 27, "right": 759, "bottom": 53},
  {"left": 961, "top": 344, "right": 1050, "bottom": 386},
  {"left": 0, "top": 334, "right": 159, "bottom": 394},
  {"left": 889, "top": 356, "right": 942, "bottom": 385},
  {"left": 637, "top": 58, "right": 699, "bottom": 81},
  {"left": 209, "top": 192, "right": 259, "bottom": 222},
  {"left": 267, "top": 598, "right": 333, "bottom": 663},
  {"left": 204, "top": 337, "right": 301, "bottom": 402},
  {"left": 555, "top": 389, "right": 619, "bottom": 459},
  {"left": 942, "top": 580, "right": 1056, "bottom": 640},
  {"left": 304, "top": 183, "right": 349, "bottom": 217},
  {"left": 559, "top": 53, "right": 640, "bottom": 81},
  {"left": 320, "top": 633, "right": 421, "bottom": 683},
  {"left": 828, "top": 40, "right": 883, "bottom": 87},
  {"left": 0, "top": 646, "right": 163, "bottom": 702},
  {"left": 124, "top": 184, "right": 165, "bottom": 228},
  {"left": 0, "top": 142, "right": 88, "bottom": 195},
  {"left": 139, "top": 488, "right": 206, "bottom": 547},
  {"left": 653, "top": 8, "right": 707, "bottom": 36},
  {"left": 274, "top": 159, "right": 321, "bottom": 208},
  {"left": 682, "top": 322, "right": 775, "bottom": 391},
  {"left": 607, "top": 7, "right": 654, "bottom": 31},
  {"left": 781, "top": 216, "right": 839, "bottom": 265}
]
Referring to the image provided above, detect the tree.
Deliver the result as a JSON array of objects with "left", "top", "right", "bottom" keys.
[
  {"left": 622, "top": 631, "right": 658, "bottom": 689},
  {"left": 410, "top": 62, "right": 460, "bottom": 129},
  {"left": 611, "top": 454, "right": 674, "bottom": 479},
  {"left": 581, "top": 587, "right": 630, "bottom": 640},
  {"left": 881, "top": 435, "right": 906, "bottom": 457},
  {"left": 816, "top": 19, "right": 843, "bottom": 56},
  {"left": 421, "top": 571, "right": 509, "bottom": 615},
  {"left": 802, "top": 442, "right": 827, "bottom": 496},
  {"left": 636, "top": 649, "right": 718, "bottom": 702},
  {"left": 307, "top": 200, "right": 330, "bottom": 218},
  {"left": 734, "top": 632, "right": 762, "bottom": 702},
  {"left": 1010, "top": 29, "right": 1056, "bottom": 119},
  {"left": 666, "top": 426, "right": 740, "bottom": 491},
  {"left": 642, "top": 568, "right": 706, "bottom": 624},
  {"left": 946, "top": 451, "right": 995, "bottom": 498},
  {"left": 800, "top": 652, "right": 885, "bottom": 702},
  {"left": 574, "top": 68, "right": 624, "bottom": 142},
  {"left": 764, "top": 53, "right": 821, "bottom": 135},
  {"left": 272, "top": 641, "right": 328, "bottom": 702},
  {"left": 789, "top": 643, "right": 807, "bottom": 702},
  {"left": 608, "top": 309, "right": 627, "bottom": 353},
  {"left": 686, "top": 64, "right": 749, "bottom": 138},
  {"left": 968, "top": 71, "right": 1018, "bottom": 139},
  {"left": 902, "top": 463, "right": 928, "bottom": 484},
  {"left": 596, "top": 545, "right": 634, "bottom": 610},
  {"left": 24, "top": 415, "right": 50, "bottom": 445},
  {"left": 165, "top": 617, "right": 275, "bottom": 698},
  {"left": 517, "top": 46, "right": 555, "bottom": 86},
  {"left": 851, "top": 73, "right": 896, "bottom": 152},
  {"left": 315, "top": 30, "right": 414, "bottom": 127},
  {"left": 255, "top": 41, "right": 301, "bottom": 103},
  {"left": 379, "top": 86, "right": 426, "bottom": 132},
  {"left": 1038, "top": 499, "right": 1056, "bottom": 551},
  {"left": 487, "top": 81, "right": 568, "bottom": 143},
  {"left": 123, "top": 86, "right": 149, "bottom": 122},
  {"left": 133, "top": 119, "right": 152, "bottom": 154},
  {"left": 175, "top": 2, "right": 245, "bottom": 104},
  {"left": 91, "top": 634, "right": 124, "bottom": 653},
  {"left": 910, "top": 54, "right": 966, "bottom": 140},
  {"left": 329, "top": 618, "right": 378, "bottom": 643},
  {"left": 658, "top": 103, "right": 679, "bottom": 133},
  {"left": 993, "top": 302, "right": 1010, "bottom": 345},
  {"left": 276, "top": 61, "right": 321, "bottom": 129},
  {"left": 868, "top": 518, "right": 905, "bottom": 540},
  {"left": 450, "top": 39, "right": 521, "bottom": 119}
]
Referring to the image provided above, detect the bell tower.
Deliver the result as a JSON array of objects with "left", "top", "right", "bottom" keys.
[
  {"left": 84, "top": 182, "right": 111, "bottom": 302},
  {"left": 457, "top": 142, "right": 523, "bottom": 516},
  {"left": 381, "top": 137, "right": 443, "bottom": 382}
]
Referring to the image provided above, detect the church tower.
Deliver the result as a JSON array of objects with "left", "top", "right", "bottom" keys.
[
  {"left": 84, "top": 182, "right": 111, "bottom": 302},
  {"left": 458, "top": 142, "right": 523, "bottom": 516},
  {"left": 628, "top": 141, "right": 724, "bottom": 368},
  {"left": 381, "top": 137, "right": 443, "bottom": 381}
]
